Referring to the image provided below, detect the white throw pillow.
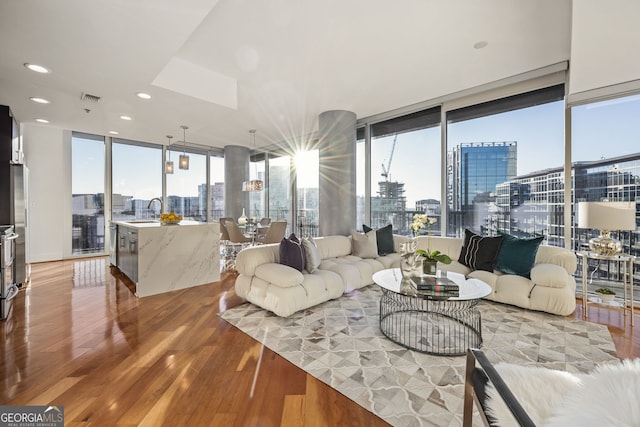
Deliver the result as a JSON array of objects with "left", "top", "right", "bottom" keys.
[
  {"left": 301, "top": 237, "right": 321, "bottom": 273},
  {"left": 351, "top": 230, "right": 378, "bottom": 259}
]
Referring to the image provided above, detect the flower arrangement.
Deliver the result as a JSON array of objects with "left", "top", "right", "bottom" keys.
[
  {"left": 410, "top": 214, "right": 433, "bottom": 237},
  {"left": 411, "top": 214, "right": 452, "bottom": 264}
]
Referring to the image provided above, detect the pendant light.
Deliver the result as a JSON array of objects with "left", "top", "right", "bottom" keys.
[
  {"left": 242, "top": 129, "right": 264, "bottom": 191},
  {"left": 165, "top": 135, "right": 174, "bottom": 174},
  {"left": 179, "top": 125, "right": 189, "bottom": 170}
]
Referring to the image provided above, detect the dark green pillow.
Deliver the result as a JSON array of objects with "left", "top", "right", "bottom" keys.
[
  {"left": 495, "top": 234, "right": 544, "bottom": 278},
  {"left": 362, "top": 224, "right": 395, "bottom": 255}
]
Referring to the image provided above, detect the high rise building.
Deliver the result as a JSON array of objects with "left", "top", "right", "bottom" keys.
[
  {"left": 371, "top": 180, "right": 407, "bottom": 232},
  {"left": 447, "top": 141, "right": 517, "bottom": 235}
]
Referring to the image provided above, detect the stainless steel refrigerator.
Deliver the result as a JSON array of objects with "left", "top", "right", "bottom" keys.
[{"left": 0, "top": 105, "right": 28, "bottom": 287}]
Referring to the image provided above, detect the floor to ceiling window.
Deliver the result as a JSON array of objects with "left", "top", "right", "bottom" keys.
[
  {"left": 295, "top": 150, "right": 319, "bottom": 237},
  {"left": 166, "top": 151, "right": 207, "bottom": 221},
  {"left": 572, "top": 93, "right": 640, "bottom": 257},
  {"left": 369, "top": 108, "right": 441, "bottom": 236},
  {"left": 446, "top": 85, "right": 565, "bottom": 244},
  {"left": 268, "top": 155, "right": 292, "bottom": 228},
  {"left": 112, "top": 140, "right": 162, "bottom": 221},
  {"left": 209, "top": 155, "right": 225, "bottom": 221},
  {"left": 356, "top": 129, "right": 366, "bottom": 229},
  {"left": 71, "top": 133, "right": 105, "bottom": 254}
]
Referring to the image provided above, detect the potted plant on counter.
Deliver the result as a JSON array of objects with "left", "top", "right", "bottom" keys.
[{"left": 595, "top": 287, "right": 616, "bottom": 303}]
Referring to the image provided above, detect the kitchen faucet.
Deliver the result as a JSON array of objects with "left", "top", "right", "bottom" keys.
[{"left": 147, "top": 198, "right": 163, "bottom": 218}]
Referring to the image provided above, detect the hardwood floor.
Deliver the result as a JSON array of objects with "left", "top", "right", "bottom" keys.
[{"left": 1, "top": 257, "right": 638, "bottom": 426}]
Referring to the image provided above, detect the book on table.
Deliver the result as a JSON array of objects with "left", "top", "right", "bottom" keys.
[
  {"left": 410, "top": 275, "right": 459, "bottom": 292},
  {"left": 409, "top": 276, "right": 459, "bottom": 299}
]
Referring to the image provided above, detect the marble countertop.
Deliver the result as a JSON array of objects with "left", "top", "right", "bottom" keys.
[{"left": 112, "top": 220, "right": 215, "bottom": 229}]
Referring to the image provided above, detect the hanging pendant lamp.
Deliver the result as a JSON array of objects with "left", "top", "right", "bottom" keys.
[
  {"left": 165, "top": 135, "right": 174, "bottom": 174},
  {"left": 179, "top": 125, "right": 189, "bottom": 170},
  {"left": 242, "top": 129, "right": 264, "bottom": 191}
]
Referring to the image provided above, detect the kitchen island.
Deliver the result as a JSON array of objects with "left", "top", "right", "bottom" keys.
[{"left": 112, "top": 220, "right": 220, "bottom": 297}]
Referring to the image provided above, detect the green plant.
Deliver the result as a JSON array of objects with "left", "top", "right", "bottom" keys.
[
  {"left": 595, "top": 287, "right": 616, "bottom": 295},
  {"left": 416, "top": 249, "right": 452, "bottom": 264}
]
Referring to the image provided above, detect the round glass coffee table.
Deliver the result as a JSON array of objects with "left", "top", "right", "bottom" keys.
[{"left": 372, "top": 268, "right": 491, "bottom": 356}]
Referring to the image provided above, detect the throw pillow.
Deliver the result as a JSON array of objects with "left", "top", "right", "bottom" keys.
[
  {"left": 458, "top": 229, "right": 503, "bottom": 272},
  {"left": 279, "top": 233, "right": 305, "bottom": 272},
  {"left": 495, "top": 233, "right": 544, "bottom": 278},
  {"left": 351, "top": 230, "right": 378, "bottom": 259},
  {"left": 301, "top": 237, "right": 321, "bottom": 274},
  {"left": 363, "top": 223, "right": 395, "bottom": 255}
]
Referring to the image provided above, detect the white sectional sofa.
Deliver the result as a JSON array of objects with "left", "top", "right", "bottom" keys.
[
  {"left": 235, "top": 235, "right": 405, "bottom": 316},
  {"left": 234, "top": 234, "right": 577, "bottom": 317},
  {"left": 421, "top": 236, "right": 577, "bottom": 316}
]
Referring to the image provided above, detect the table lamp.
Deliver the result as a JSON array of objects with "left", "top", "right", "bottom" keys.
[{"left": 577, "top": 201, "right": 636, "bottom": 255}]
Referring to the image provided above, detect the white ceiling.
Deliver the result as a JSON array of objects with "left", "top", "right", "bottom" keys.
[{"left": 0, "top": 0, "right": 571, "bottom": 150}]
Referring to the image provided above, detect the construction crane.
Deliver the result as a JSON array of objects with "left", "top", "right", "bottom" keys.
[{"left": 381, "top": 133, "right": 398, "bottom": 181}]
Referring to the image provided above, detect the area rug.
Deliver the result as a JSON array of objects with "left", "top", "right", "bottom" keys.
[{"left": 220, "top": 286, "right": 618, "bottom": 427}]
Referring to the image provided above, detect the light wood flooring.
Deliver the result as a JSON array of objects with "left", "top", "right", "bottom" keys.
[{"left": 1, "top": 257, "right": 638, "bottom": 426}]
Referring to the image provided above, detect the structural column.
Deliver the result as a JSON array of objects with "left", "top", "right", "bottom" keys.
[
  {"left": 318, "top": 110, "right": 357, "bottom": 236},
  {"left": 224, "top": 145, "right": 249, "bottom": 221}
]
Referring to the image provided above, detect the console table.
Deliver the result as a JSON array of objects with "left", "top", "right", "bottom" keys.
[{"left": 577, "top": 251, "right": 635, "bottom": 326}]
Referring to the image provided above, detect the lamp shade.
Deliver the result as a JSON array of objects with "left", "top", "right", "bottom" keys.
[{"left": 577, "top": 202, "right": 636, "bottom": 231}]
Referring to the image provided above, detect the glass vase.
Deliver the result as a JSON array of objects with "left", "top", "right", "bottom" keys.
[
  {"left": 400, "top": 239, "right": 422, "bottom": 280},
  {"left": 423, "top": 260, "right": 437, "bottom": 276}
]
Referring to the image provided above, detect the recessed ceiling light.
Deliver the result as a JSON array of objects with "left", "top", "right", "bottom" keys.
[
  {"left": 136, "top": 92, "right": 151, "bottom": 100},
  {"left": 108, "top": 131, "right": 119, "bottom": 135},
  {"left": 30, "top": 97, "right": 50, "bottom": 104},
  {"left": 35, "top": 118, "right": 50, "bottom": 124},
  {"left": 24, "top": 63, "right": 50, "bottom": 74},
  {"left": 120, "top": 115, "right": 132, "bottom": 121},
  {"left": 474, "top": 41, "right": 488, "bottom": 49}
]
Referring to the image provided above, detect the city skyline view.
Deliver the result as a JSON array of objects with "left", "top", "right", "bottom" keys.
[{"left": 73, "top": 94, "right": 640, "bottom": 212}]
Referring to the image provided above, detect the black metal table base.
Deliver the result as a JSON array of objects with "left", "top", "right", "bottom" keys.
[{"left": 379, "top": 289, "right": 482, "bottom": 356}]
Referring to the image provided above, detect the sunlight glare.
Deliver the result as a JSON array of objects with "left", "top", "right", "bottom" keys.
[{"left": 294, "top": 150, "right": 319, "bottom": 188}]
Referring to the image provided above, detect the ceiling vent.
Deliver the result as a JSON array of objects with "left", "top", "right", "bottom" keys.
[{"left": 80, "top": 92, "right": 101, "bottom": 103}]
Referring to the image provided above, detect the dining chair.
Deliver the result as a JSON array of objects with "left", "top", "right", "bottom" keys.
[
  {"left": 259, "top": 217, "right": 271, "bottom": 226},
  {"left": 255, "top": 220, "right": 287, "bottom": 244},
  {"left": 224, "top": 219, "right": 253, "bottom": 245},
  {"left": 218, "top": 217, "right": 234, "bottom": 268},
  {"left": 255, "top": 217, "right": 272, "bottom": 239}
]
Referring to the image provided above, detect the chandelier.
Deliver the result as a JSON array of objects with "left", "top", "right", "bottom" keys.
[
  {"left": 179, "top": 125, "right": 189, "bottom": 170},
  {"left": 164, "top": 135, "right": 174, "bottom": 174},
  {"left": 242, "top": 129, "right": 264, "bottom": 191}
]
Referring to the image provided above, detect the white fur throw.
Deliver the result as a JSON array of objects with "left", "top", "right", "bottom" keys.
[{"left": 486, "top": 359, "right": 640, "bottom": 427}]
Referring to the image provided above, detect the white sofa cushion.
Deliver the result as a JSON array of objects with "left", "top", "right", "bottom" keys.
[
  {"left": 255, "top": 263, "right": 303, "bottom": 288},
  {"left": 530, "top": 264, "right": 573, "bottom": 288},
  {"left": 314, "top": 235, "right": 352, "bottom": 259}
]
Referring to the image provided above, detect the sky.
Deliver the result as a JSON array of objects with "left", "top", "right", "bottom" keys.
[
  {"left": 366, "top": 94, "right": 640, "bottom": 207},
  {"left": 73, "top": 94, "right": 640, "bottom": 205}
]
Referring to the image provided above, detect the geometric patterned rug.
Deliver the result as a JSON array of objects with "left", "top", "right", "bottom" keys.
[{"left": 220, "top": 285, "right": 619, "bottom": 427}]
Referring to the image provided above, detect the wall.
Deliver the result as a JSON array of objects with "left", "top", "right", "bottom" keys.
[
  {"left": 22, "top": 124, "right": 68, "bottom": 262},
  {"left": 569, "top": 0, "right": 640, "bottom": 103}
]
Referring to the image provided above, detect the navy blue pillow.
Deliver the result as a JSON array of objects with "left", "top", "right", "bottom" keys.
[
  {"left": 279, "top": 233, "right": 305, "bottom": 272},
  {"left": 363, "top": 224, "right": 395, "bottom": 255},
  {"left": 495, "top": 234, "right": 544, "bottom": 278}
]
